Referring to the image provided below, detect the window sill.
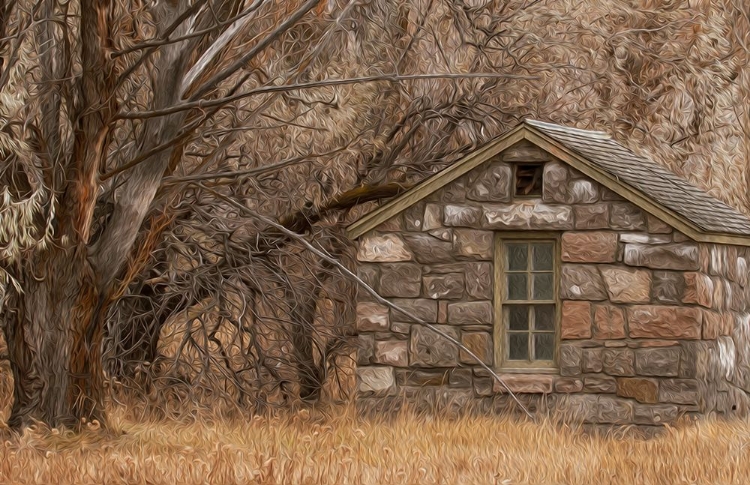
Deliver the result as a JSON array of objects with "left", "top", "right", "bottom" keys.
[{"left": 492, "top": 372, "right": 556, "bottom": 394}]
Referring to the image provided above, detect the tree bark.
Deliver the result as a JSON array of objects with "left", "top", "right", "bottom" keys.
[{"left": 3, "top": 246, "right": 106, "bottom": 430}]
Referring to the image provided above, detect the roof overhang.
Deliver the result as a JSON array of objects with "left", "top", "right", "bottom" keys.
[{"left": 346, "top": 122, "right": 750, "bottom": 247}]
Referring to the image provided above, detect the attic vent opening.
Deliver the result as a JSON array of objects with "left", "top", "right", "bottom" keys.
[{"left": 514, "top": 163, "right": 543, "bottom": 197}]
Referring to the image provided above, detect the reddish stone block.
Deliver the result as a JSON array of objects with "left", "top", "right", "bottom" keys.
[
  {"left": 702, "top": 310, "right": 721, "bottom": 340},
  {"left": 357, "top": 302, "right": 390, "bottom": 331},
  {"left": 683, "top": 272, "right": 714, "bottom": 308},
  {"left": 561, "top": 301, "right": 592, "bottom": 339},
  {"left": 561, "top": 232, "right": 617, "bottom": 263},
  {"left": 593, "top": 305, "right": 626, "bottom": 339},
  {"left": 600, "top": 266, "right": 651, "bottom": 303},
  {"left": 628, "top": 306, "right": 702, "bottom": 339}
]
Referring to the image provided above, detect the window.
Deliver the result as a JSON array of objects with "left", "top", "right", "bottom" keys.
[
  {"left": 494, "top": 236, "right": 558, "bottom": 370},
  {"left": 514, "top": 163, "right": 543, "bottom": 197}
]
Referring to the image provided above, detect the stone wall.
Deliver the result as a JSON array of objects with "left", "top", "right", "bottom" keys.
[{"left": 354, "top": 140, "right": 750, "bottom": 427}]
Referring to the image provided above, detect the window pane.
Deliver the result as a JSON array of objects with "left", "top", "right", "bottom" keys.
[
  {"left": 532, "top": 243, "right": 554, "bottom": 271},
  {"left": 506, "top": 274, "right": 527, "bottom": 300},
  {"left": 506, "top": 244, "right": 527, "bottom": 271},
  {"left": 508, "top": 333, "right": 529, "bottom": 360},
  {"left": 534, "top": 305, "right": 555, "bottom": 331},
  {"left": 534, "top": 333, "right": 555, "bottom": 361},
  {"left": 507, "top": 305, "right": 529, "bottom": 330},
  {"left": 532, "top": 273, "right": 554, "bottom": 300}
]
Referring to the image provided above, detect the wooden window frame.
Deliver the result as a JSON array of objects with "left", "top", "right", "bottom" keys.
[
  {"left": 493, "top": 232, "right": 561, "bottom": 373},
  {"left": 512, "top": 162, "right": 545, "bottom": 199}
]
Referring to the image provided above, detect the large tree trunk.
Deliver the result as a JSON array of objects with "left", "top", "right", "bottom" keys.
[{"left": 3, "top": 246, "right": 106, "bottom": 430}]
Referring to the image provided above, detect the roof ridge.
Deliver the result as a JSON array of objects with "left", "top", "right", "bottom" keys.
[{"left": 524, "top": 118, "right": 612, "bottom": 140}]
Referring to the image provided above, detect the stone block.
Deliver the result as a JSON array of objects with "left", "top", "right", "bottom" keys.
[
  {"left": 634, "top": 347, "right": 680, "bottom": 377},
  {"left": 560, "top": 265, "right": 607, "bottom": 300},
  {"left": 633, "top": 404, "right": 679, "bottom": 425},
  {"left": 556, "top": 394, "right": 599, "bottom": 422},
  {"left": 373, "top": 340, "right": 409, "bottom": 367},
  {"left": 574, "top": 204, "right": 610, "bottom": 230},
  {"left": 474, "top": 376, "right": 494, "bottom": 397},
  {"left": 460, "top": 331, "right": 493, "bottom": 365},
  {"left": 610, "top": 203, "right": 647, "bottom": 230},
  {"left": 652, "top": 271, "right": 685, "bottom": 304},
  {"left": 624, "top": 243, "right": 700, "bottom": 270},
  {"left": 554, "top": 377, "right": 584, "bottom": 393},
  {"left": 453, "top": 229, "right": 493, "bottom": 259},
  {"left": 466, "top": 262, "right": 493, "bottom": 299},
  {"left": 619, "top": 233, "right": 671, "bottom": 244},
  {"left": 593, "top": 305, "right": 626, "bottom": 339},
  {"left": 566, "top": 179, "right": 599, "bottom": 204},
  {"left": 493, "top": 374, "right": 554, "bottom": 393},
  {"left": 683, "top": 272, "right": 714, "bottom": 308},
  {"left": 396, "top": 368, "right": 451, "bottom": 386},
  {"left": 646, "top": 215, "right": 672, "bottom": 234},
  {"left": 616, "top": 377, "right": 659, "bottom": 403},
  {"left": 428, "top": 228, "right": 452, "bottom": 241},
  {"left": 542, "top": 161, "right": 570, "bottom": 203},
  {"left": 584, "top": 376, "right": 617, "bottom": 393},
  {"left": 390, "top": 298, "right": 438, "bottom": 323},
  {"left": 447, "top": 301, "right": 493, "bottom": 325},
  {"left": 403, "top": 201, "right": 426, "bottom": 230},
  {"left": 559, "top": 344, "right": 583, "bottom": 376},
  {"left": 391, "top": 321, "right": 411, "bottom": 335},
  {"left": 378, "top": 263, "right": 421, "bottom": 297},
  {"left": 422, "top": 273, "right": 464, "bottom": 300},
  {"left": 357, "top": 366, "right": 395, "bottom": 394},
  {"left": 403, "top": 233, "right": 454, "bottom": 264},
  {"left": 658, "top": 378, "right": 699, "bottom": 405},
  {"left": 358, "top": 334, "right": 375, "bottom": 365},
  {"left": 437, "top": 301, "right": 448, "bottom": 323},
  {"left": 466, "top": 162, "right": 513, "bottom": 202},
  {"left": 357, "top": 234, "right": 413, "bottom": 262},
  {"left": 378, "top": 215, "right": 404, "bottom": 232},
  {"left": 357, "top": 302, "right": 389, "bottom": 331},
  {"left": 602, "top": 348, "right": 635, "bottom": 376},
  {"left": 678, "top": 342, "right": 702, "bottom": 378},
  {"left": 561, "top": 232, "right": 617, "bottom": 263},
  {"left": 596, "top": 396, "right": 634, "bottom": 424},
  {"left": 357, "top": 265, "right": 380, "bottom": 298},
  {"left": 409, "top": 325, "right": 459, "bottom": 367},
  {"left": 444, "top": 204, "right": 482, "bottom": 227},
  {"left": 582, "top": 348, "right": 603, "bottom": 373},
  {"left": 561, "top": 301, "right": 592, "bottom": 339},
  {"left": 483, "top": 202, "right": 574, "bottom": 230},
  {"left": 702, "top": 310, "right": 721, "bottom": 340},
  {"left": 423, "top": 203, "right": 443, "bottom": 231},
  {"left": 449, "top": 368, "right": 474, "bottom": 388},
  {"left": 627, "top": 306, "right": 702, "bottom": 339},
  {"left": 600, "top": 266, "right": 652, "bottom": 303}
]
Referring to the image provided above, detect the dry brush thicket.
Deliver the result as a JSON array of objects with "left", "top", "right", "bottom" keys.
[{"left": 0, "top": 0, "right": 749, "bottom": 429}]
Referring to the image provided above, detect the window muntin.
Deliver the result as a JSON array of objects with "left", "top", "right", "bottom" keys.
[{"left": 497, "top": 239, "right": 558, "bottom": 368}]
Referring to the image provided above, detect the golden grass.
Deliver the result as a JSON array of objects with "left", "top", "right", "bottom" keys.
[{"left": 0, "top": 405, "right": 748, "bottom": 485}]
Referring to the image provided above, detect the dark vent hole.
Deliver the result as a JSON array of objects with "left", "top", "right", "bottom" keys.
[{"left": 515, "top": 163, "right": 543, "bottom": 197}]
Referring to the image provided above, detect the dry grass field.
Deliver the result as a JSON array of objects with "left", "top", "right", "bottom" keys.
[{"left": 0, "top": 399, "right": 748, "bottom": 484}]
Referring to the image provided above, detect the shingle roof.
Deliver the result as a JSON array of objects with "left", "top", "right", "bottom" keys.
[{"left": 525, "top": 119, "right": 750, "bottom": 236}]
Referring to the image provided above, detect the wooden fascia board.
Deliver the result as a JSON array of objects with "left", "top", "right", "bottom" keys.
[{"left": 346, "top": 125, "right": 527, "bottom": 239}]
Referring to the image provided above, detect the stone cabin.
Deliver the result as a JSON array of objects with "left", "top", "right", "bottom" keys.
[{"left": 347, "top": 119, "right": 750, "bottom": 428}]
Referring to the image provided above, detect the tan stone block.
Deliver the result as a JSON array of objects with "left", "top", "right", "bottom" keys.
[
  {"left": 616, "top": 377, "right": 659, "bottom": 403},
  {"left": 561, "top": 232, "right": 617, "bottom": 263},
  {"left": 483, "top": 202, "right": 574, "bottom": 230},
  {"left": 583, "top": 376, "right": 617, "bottom": 393},
  {"left": 423, "top": 203, "right": 443, "bottom": 231},
  {"left": 565, "top": 179, "right": 599, "bottom": 204},
  {"left": 453, "top": 229, "right": 493, "bottom": 259},
  {"left": 554, "top": 377, "right": 584, "bottom": 393},
  {"left": 357, "top": 234, "right": 414, "bottom": 262},
  {"left": 702, "top": 310, "right": 721, "bottom": 340},
  {"left": 357, "top": 366, "right": 395, "bottom": 394},
  {"left": 561, "top": 301, "right": 592, "bottom": 339},
  {"left": 444, "top": 204, "right": 482, "bottom": 227},
  {"left": 459, "top": 332, "right": 493, "bottom": 365},
  {"left": 542, "top": 161, "right": 570, "bottom": 203},
  {"left": 574, "top": 204, "right": 610, "bottom": 230},
  {"left": 610, "top": 203, "right": 647, "bottom": 230},
  {"left": 683, "top": 272, "right": 714, "bottom": 308},
  {"left": 493, "top": 374, "right": 554, "bottom": 393},
  {"left": 593, "top": 304, "right": 626, "bottom": 339},
  {"left": 357, "top": 302, "right": 390, "bottom": 331},
  {"left": 373, "top": 341, "right": 409, "bottom": 367},
  {"left": 600, "top": 266, "right": 651, "bottom": 303},
  {"left": 628, "top": 306, "right": 702, "bottom": 339},
  {"left": 466, "top": 162, "right": 513, "bottom": 202}
]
